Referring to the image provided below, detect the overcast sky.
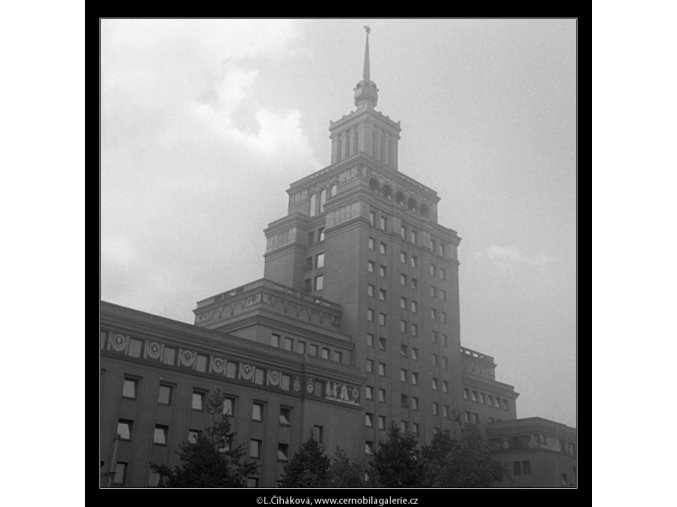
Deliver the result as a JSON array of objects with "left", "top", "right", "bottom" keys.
[{"left": 101, "top": 18, "right": 576, "bottom": 428}]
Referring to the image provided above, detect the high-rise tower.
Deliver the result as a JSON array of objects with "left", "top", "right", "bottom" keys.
[{"left": 262, "top": 28, "right": 464, "bottom": 445}]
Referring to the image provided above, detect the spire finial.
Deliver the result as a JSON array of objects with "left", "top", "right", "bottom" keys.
[{"left": 363, "top": 26, "right": 371, "bottom": 81}]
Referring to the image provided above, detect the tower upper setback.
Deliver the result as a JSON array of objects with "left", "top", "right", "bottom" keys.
[{"left": 330, "top": 27, "right": 401, "bottom": 170}]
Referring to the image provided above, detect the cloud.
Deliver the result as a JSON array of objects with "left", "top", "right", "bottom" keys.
[{"left": 478, "top": 245, "right": 557, "bottom": 271}]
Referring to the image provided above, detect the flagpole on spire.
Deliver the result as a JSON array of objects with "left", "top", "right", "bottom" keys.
[{"left": 363, "top": 25, "right": 371, "bottom": 81}]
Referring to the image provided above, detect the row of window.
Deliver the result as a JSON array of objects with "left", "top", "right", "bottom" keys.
[
  {"left": 364, "top": 386, "right": 452, "bottom": 408},
  {"left": 270, "top": 333, "right": 343, "bottom": 363},
  {"left": 366, "top": 305, "right": 447, "bottom": 326},
  {"left": 304, "top": 252, "right": 324, "bottom": 272},
  {"left": 303, "top": 275, "right": 324, "bottom": 292},
  {"left": 463, "top": 388, "right": 510, "bottom": 410},
  {"left": 308, "top": 185, "right": 338, "bottom": 217},
  {"left": 367, "top": 238, "right": 449, "bottom": 280},
  {"left": 307, "top": 226, "right": 325, "bottom": 245}
]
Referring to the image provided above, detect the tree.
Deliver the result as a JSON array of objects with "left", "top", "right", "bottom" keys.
[
  {"left": 278, "top": 436, "right": 332, "bottom": 487},
  {"left": 329, "top": 447, "right": 370, "bottom": 488},
  {"left": 369, "top": 424, "right": 424, "bottom": 487},
  {"left": 151, "top": 391, "right": 257, "bottom": 487},
  {"left": 420, "top": 424, "right": 505, "bottom": 487}
]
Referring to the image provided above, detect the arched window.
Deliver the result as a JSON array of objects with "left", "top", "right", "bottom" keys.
[
  {"left": 309, "top": 193, "right": 317, "bottom": 217},
  {"left": 395, "top": 191, "right": 405, "bottom": 205},
  {"left": 319, "top": 189, "right": 327, "bottom": 213},
  {"left": 337, "top": 137, "right": 342, "bottom": 162},
  {"left": 330, "top": 184, "right": 338, "bottom": 197}
]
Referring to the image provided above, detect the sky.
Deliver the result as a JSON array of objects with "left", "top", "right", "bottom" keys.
[{"left": 101, "top": 18, "right": 577, "bottom": 428}]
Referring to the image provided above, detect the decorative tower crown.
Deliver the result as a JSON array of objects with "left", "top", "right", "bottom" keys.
[{"left": 354, "top": 26, "right": 379, "bottom": 108}]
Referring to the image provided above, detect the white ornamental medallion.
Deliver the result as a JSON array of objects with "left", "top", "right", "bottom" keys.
[
  {"left": 178, "top": 349, "right": 196, "bottom": 368},
  {"left": 306, "top": 379, "right": 314, "bottom": 394},
  {"left": 267, "top": 370, "right": 281, "bottom": 387},
  {"left": 293, "top": 377, "right": 301, "bottom": 392},
  {"left": 144, "top": 341, "right": 163, "bottom": 360},
  {"left": 210, "top": 356, "right": 226, "bottom": 375},
  {"left": 239, "top": 363, "right": 254, "bottom": 381},
  {"left": 110, "top": 334, "right": 129, "bottom": 352}
]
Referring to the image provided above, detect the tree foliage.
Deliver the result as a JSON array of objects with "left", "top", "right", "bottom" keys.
[
  {"left": 278, "top": 437, "right": 332, "bottom": 487},
  {"left": 420, "top": 424, "right": 505, "bottom": 487},
  {"left": 151, "top": 391, "right": 257, "bottom": 487},
  {"left": 369, "top": 424, "right": 424, "bottom": 487},
  {"left": 329, "top": 447, "right": 370, "bottom": 488}
]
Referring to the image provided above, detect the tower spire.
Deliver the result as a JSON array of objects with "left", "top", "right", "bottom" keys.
[
  {"left": 363, "top": 25, "right": 371, "bottom": 81},
  {"left": 354, "top": 25, "right": 378, "bottom": 108}
]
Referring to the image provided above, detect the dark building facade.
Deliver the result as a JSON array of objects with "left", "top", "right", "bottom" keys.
[{"left": 100, "top": 30, "right": 573, "bottom": 488}]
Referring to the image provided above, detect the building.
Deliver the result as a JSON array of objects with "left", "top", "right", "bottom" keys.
[
  {"left": 486, "top": 418, "right": 578, "bottom": 487},
  {"left": 100, "top": 29, "right": 570, "bottom": 488}
]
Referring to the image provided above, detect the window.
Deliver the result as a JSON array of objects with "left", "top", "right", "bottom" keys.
[
  {"left": 471, "top": 390, "right": 478, "bottom": 402},
  {"left": 162, "top": 347, "right": 176, "bottom": 365},
  {"left": 401, "top": 394, "right": 409, "bottom": 408},
  {"left": 400, "top": 297, "right": 407, "bottom": 309},
  {"left": 252, "top": 402, "right": 263, "bottom": 422},
  {"left": 308, "top": 231, "right": 315, "bottom": 245},
  {"left": 271, "top": 333, "right": 280, "bottom": 347},
  {"left": 249, "top": 439, "right": 262, "bottom": 458},
  {"left": 378, "top": 389, "right": 386, "bottom": 403},
  {"left": 488, "top": 395, "right": 494, "bottom": 406},
  {"left": 312, "top": 425, "right": 323, "bottom": 443},
  {"left": 411, "top": 278, "right": 418, "bottom": 290},
  {"left": 365, "top": 441, "right": 374, "bottom": 455},
  {"left": 400, "top": 320, "right": 407, "bottom": 333},
  {"left": 430, "top": 264, "right": 436, "bottom": 277},
  {"left": 314, "top": 275, "right": 324, "bottom": 291},
  {"left": 378, "top": 337, "right": 387, "bottom": 351},
  {"left": 368, "top": 237, "right": 375, "bottom": 250},
  {"left": 380, "top": 215, "right": 387, "bottom": 230},
  {"left": 316, "top": 252, "right": 324, "bottom": 269},
  {"left": 367, "top": 260, "right": 375, "bottom": 273},
  {"left": 319, "top": 227, "right": 325, "bottom": 242},
  {"left": 369, "top": 211, "right": 376, "bottom": 226},
  {"left": 192, "top": 391, "right": 204, "bottom": 411},
  {"left": 304, "top": 278, "right": 312, "bottom": 292},
  {"left": 365, "top": 413, "right": 373, "bottom": 427},
  {"left": 296, "top": 341, "right": 306, "bottom": 354},
  {"left": 281, "top": 374, "right": 291, "bottom": 390},
  {"left": 432, "top": 402, "right": 439, "bottom": 415},
  {"left": 378, "top": 362, "right": 386, "bottom": 376},
  {"left": 122, "top": 378, "right": 137, "bottom": 399},
  {"left": 330, "top": 184, "right": 338, "bottom": 197},
  {"left": 367, "top": 309, "right": 374, "bottom": 322},
  {"left": 309, "top": 194, "right": 317, "bottom": 217},
  {"left": 279, "top": 407, "right": 291, "bottom": 425},
  {"left": 223, "top": 397, "right": 234, "bottom": 416},
  {"left": 309, "top": 344, "right": 318, "bottom": 356},
  {"left": 379, "top": 288, "right": 387, "bottom": 301},
  {"left": 148, "top": 469, "right": 161, "bottom": 487},
  {"left": 400, "top": 274, "right": 407, "bottom": 286},
  {"left": 332, "top": 351, "right": 342, "bottom": 363},
  {"left": 379, "top": 242, "right": 387, "bottom": 255},
  {"left": 411, "top": 301, "right": 417, "bottom": 313},
  {"left": 440, "top": 268, "right": 446, "bottom": 281},
  {"left": 400, "top": 421, "right": 408, "bottom": 433},
  {"left": 283, "top": 337, "right": 293, "bottom": 351},
  {"left": 412, "top": 423, "right": 419, "bottom": 435},
  {"left": 319, "top": 189, "right": 327, "bottom": 213},
  {"left": 432, "top": 354, "right": 438, "bottom": 366},
  {"left": 410, "top": 256, "right": 417, "bottom": 268},
  {"left": 377, "top": 416, "right": 386, "bottom": 430},
  {"left": 442, "top": 335, "right": 448, "bottom": 347},
  {"left": 438, "top": 243, "right": 445, "bottom": 257},
  {"left": 430, "top": 286, "right": 437, "bottom": 298},
  {"left": 158, "top": 384, "right": 172, "bottom": 405},
  {"left": 463, "top": 412, "right": 470, "bottom": 423},
  {"left": 463, "top": 388, "right": 469, "bottom": 400},
  {"left": 443, "top": 357, "right": 448, "bottom": 369},
  {"left": 561, "top": 473, "right": 568, "bottom": 486},
  {"left": 226, "top": 362, "right": 237, "bottom": 378},
  {"left": 479, "top": 392, "right": 485, "bottom": 404},
  {"left": 411, "top": 348, "right": 418, "bottom": 360},
  {"left": 513, "top": 462, "right": 522, "bottom": 476},
  {"left": 410, "top": 230, "right": 417, "bottom": 244},
  {"left": 431, "top": 309, "right": 437, "bottom": 320},
  {"left": 442, "top": 381, "right": 449, "bottom": 393},
  {"left": 522, "top": 461, "right": 531, "bottom": 475},
  {"left": 432, "top": 378, "right": 438, "bottom": 390},
  {"left": 117, "top": 419, "right": 132, "bottom": 441},
  {"left": 400, "top": 369, "right": 407, "bottom": 382},
  {"left": 366, "top": 359, "right": 374, "bottom": 373},
  {"left": 365, "top": 386, "right": 373, "bottom": 399},
  {"left": 379, "top": 265, "right": 386, "bottom": 277},
  {"left": 321, "top": 347, "right": 330, "bottom": 360},
  {"left": 411, "top": 323, "right": 418, "bottom": 336},
  {"left": 128, "top": 339, "right": 142, "bottom": 358},
  {"left": 472, "top": 413, "right": 480, "bottom": 424},
  {"left": 443, "top": 405, "right": 450, "bottom": 417},
  {"left": 367, "top": 333, "right": 374, "bottom": 347},
  {"left": 400, "top": 224, "right": 406, "bottom": 238},
  {"left": 153, "top": 425, "right": 168, "bottom": 445},
  {"left": 378, "top": 313, "right": 386, "bottom": 326},
  {"left": 440, "top": 289, "right": 447, "bottom": 302},
  {"left": 113, "top": 462, "right": 127, "bottom": 485},
  {"left": 412, "top": 397, "right": 419, "bottom": 410},
  {"left": 400, "top": 344, "right": 408, "bottom": 357},
  {"left": 255, "top": 366, "right": 265, "bottom": 384},
  {"left": 432, "top": 331, "right": 438, "bottom": 343},
  {"left": 400, "top": 251, "right": 407, "bottom": 263},
  {"left": 411, "top": 372, "right": 419, "bottom": 385},
  {"left": 196, "top": 354, "right": 207, "bottom": 372},
  {"left": 367, "top": 284, "right": 375, "bottom": 297},
  {"left": 494, "top": 397, "right": 501, "bottom": 408},
  {"left": 278, "top": 443, "right": 289, "bottom": 461}
]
